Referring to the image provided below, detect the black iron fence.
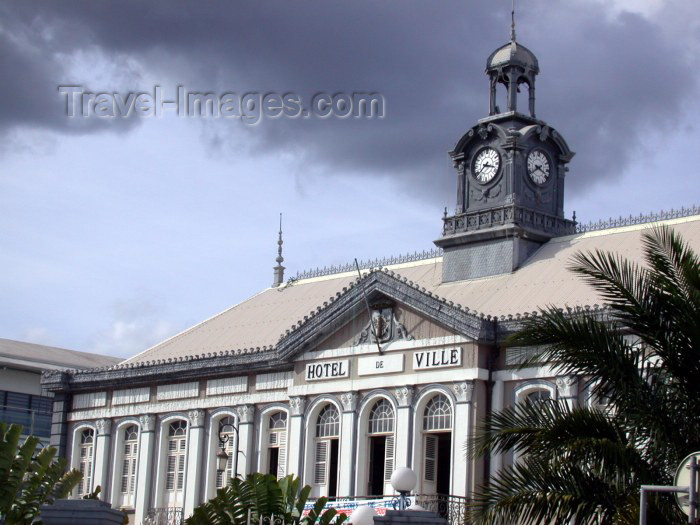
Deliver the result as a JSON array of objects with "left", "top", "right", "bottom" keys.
[
  {"left": 411, "top": 494, "right": 469, "bottom": 525},
  {"left": 321, "top": 494, "right": 469, "bottom": 525},
  {"left": 145, "top": 507, "right": 184, "bottom": 525}
]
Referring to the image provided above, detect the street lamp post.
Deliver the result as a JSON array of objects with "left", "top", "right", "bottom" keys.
[
  {"left": 216, "top": 421, "right": 240, "bottom": 482},
  {"left": 390, "top": 467, "right": 418, "bottom": 511}
]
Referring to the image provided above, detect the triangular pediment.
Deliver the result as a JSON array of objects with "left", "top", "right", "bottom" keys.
[{"left": 276, "top": 269, "right": 494, "bottom": 361}]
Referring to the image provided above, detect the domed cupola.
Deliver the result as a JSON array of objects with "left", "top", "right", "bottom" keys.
[{"left": 486, "top": 15, "right": 539, "bottom": 118}]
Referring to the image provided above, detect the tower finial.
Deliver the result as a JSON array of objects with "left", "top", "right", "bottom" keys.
[
  {"left": 272, "top": 213, "right": 285, "bottom": 287},
  {"left": 511, "top": 0, "right": 516, "bottom": 42}
]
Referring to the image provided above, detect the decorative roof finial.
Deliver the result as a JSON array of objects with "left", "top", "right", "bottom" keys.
[
  {"left": 272, "top": 213, "right": 285, "bottom": 287},
  {"left": 511, "top": 0, "right": 516, "bottom": 43}
]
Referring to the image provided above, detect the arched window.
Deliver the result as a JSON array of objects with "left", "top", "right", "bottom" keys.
[
  {"left": 423, "top": 394, "right": 452, "bottom": 431},
  {"left": 368, "top": 399, "right": 394, "bottom": 434},
  {"left": 166, "top": 420, "right": 187, "bottom": 492},
  {"left": 120, "top": 425, "right": 139, "bottom": 505},
  {"left": 316, "top": 405, "right": 340, "bottom": 438},
  {"left": 314, "top": 404, "right": 340, "bottom": 496},
  {"left": 216, "top": 417, "right": 236, "bottom": 488},
  {"left": 526, "top": 390, "right": 551, "bottom": 404},
  {"left": 267, "top": 412, "right": 288, "bottom": 479},
  {"left": 77, "top": 428, "right": 94, "bottom": 496},
  {"left": 421, "top": 394, "right": 453, "bottom": 492},
  {"left": 367, "top": 399, "right": 396, "bottom": 495}
]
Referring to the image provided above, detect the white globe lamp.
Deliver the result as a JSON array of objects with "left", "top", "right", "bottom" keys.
[
  {"left": 348, "top": 506, "right": 376, "bottom": 525},
  {"left": 390, "top": 467, "right": 417, "bottom": 510}
]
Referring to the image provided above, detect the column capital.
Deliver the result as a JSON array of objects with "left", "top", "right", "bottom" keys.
[
  {"left": 139, "top": 414, "right": 156, "bottom": 432},
  {"left": 289, "top": 396, "right": 307, "bottom": 416},
  {"left": 188, "top": 409, "right": 205, "bottom": 428},
  {"left": 235, "top": 404, "right": 255, "bottom": 424},
  {"left": 95, "top": 418, "right": 112, "bottom": 436},
  {"left": 394, "top": 385, "right": 414, "bottom": 408},
  {"left": 453, "top": 380, "right": 475, "bottom": 404},
  {"left": 340, "top": 391, "right": 358, "bottom": 413},
  {"left": 556, "top": 375, "right": 578, "bottom": 399}
]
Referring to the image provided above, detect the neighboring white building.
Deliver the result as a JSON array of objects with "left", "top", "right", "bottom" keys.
[
  {"left": 40, "top": 31, "right": 700, "bottom": 525},
  {"left": 0, "top": 338, "right": 120, "bottom": 445}
]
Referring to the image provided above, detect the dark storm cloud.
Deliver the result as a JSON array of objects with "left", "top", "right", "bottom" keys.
[{"left": 0, "top": 1, "right": 696, "bottom": 201}]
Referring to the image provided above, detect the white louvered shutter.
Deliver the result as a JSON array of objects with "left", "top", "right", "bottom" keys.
[
  {"left": 314, "top": 441, "right": 328, "bottom": 484},
  {"left": 277, "top": 430, "right": 287, "bottom": 479},
  {"left": 424, "top": 435, "right": 437, "bottom": 482},
  {"left": 384, "top": 435, "right": 395, "bottom": 482}
]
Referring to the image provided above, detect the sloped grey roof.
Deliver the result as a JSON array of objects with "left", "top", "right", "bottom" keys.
[
  {"left": 0, "top": 338, "right": 122, "bottom": 371},
  {"left": 120, "top": 215, "right": 700, "bottom": 366}
]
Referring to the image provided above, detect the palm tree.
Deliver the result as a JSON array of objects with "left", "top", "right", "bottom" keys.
[
  {"left": 186, "top": 473, "right": 348, "bottom": 525},
  {"left": 0, "top": 423, "right": 82, "bottom": 524},
  {"left": 468, "top": 226, "right": 700, "bottom": 525}
]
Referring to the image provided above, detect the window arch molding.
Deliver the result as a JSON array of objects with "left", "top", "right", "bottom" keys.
[
  {"left": 302, "top": 396, "right": 341, "bottom": 496},
  {"left": 355, "top": 391, "right": 398, "bottom": 496},
  {"left": 410, "top": 386, "right": 456, "bottom": 494},
  {"left": 256, "top": 404, "right": 290, "bottom": 481},
  {"left": 109, "top": 417, "right": 141, "bottom": 507},
  {"left": 153, "top": 413, "right": 189, "bottom": 508},
  {"left": 204, "top": 408, "right": 238, "bottom": 501},
  {"left": 513, "top": 380, "right": 556, "bottom": 405},
  {"left": 70, "top": 422, "right": 97, "bottom": 498}
]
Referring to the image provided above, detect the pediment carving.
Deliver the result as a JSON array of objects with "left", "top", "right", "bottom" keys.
[{"left": 353, "top": 303, "right": 413, "bottom": 346}]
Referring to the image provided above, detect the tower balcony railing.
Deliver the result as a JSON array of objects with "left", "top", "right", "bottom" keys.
[{"left": 442, "top": 203, "right": 576, "bottom": 237}]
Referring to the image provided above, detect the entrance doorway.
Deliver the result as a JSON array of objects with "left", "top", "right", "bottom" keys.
[
  {"left": 436, "top": 432, "right": 451, "bottom": 495},
  {"left": 268, "top": 448, "right": 279, "bottom": 477},
  {"left": 328, "top": 439, "right": 339, "bottom": 498},
  {"left": 368, "top": 436, "right": 387, "bottom": 495}
]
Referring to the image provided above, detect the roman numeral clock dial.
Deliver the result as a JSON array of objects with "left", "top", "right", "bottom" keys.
[
  {"left": 527, "top": 149, "right": 550, "bottom": 185},
  {"left": 473, "top": 147, "right": 500, "bottom": 183}
]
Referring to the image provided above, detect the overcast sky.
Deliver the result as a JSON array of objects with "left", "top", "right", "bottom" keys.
[{"left": 1, "top": 0, "right": 699, "bottom": 358}]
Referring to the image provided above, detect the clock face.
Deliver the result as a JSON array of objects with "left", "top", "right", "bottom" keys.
[
  {"left": 473, "top": 148, "right": 500, "bottom": 183},
  {"left": 527, "top": 150, "right": 550, "bottom": 185}
]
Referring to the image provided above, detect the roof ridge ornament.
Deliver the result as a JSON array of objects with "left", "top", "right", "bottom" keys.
[{"left": 272, "top": 213, "right": 285, "bottom": 287}]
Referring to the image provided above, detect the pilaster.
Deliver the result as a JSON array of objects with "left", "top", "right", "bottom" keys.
[
  {"left": 135, "top": 414, "right": 156, "bottom": 525},
  {"left": 490, "top": 380, "right": 504, "bottom": 480},
  {"left": 394, "top": 386, "right": 414, "bottom": 470},
  {"left": 556, "top": 375, "right": 579, "bottom": 409},
  {"left": 235, "top": 405, "right": 256, "bottom": 477},
  {"left": 183, "top": 409, "right": 205, "bottom": 517},
  {"left": 287, "top": 396, "right": 306, "bottom": 481},
  {"left": 452, "top": 381, "right": 474, "bottom": 498},
  {"left": 93, "top": 419, "right": 112, "bottom": 500},
  {"left": 339, "top": 392, "right": 358, "bottom": 496}
]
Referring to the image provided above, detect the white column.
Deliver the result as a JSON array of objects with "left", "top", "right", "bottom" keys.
[
  {"left": 287, "top": 397, "right": 307, "bottom": 481},
  {"left": 183, "top": 409, "right": 205, "bottom": 517},
  {"left": 556, "top": 376, "right": 579, "bottom": 410},
  {"left": 452, "top": 381, "right": 474, "bottom": 498},
  {"left": 394, "top": 386, "right": 414, "bottom": 469},
  {"left": 339, "top": 392, "right": 358, "bottom": 496},
  {"left": 93, "top": 419, "right": 112, "bottom": 500},
  {"left": 490, "top": 380, "right": 504, "bottom": 480},
  {"left": 235, "top": 405, "right": 256, "bottom": 476},
  {"left": 135, "top": 414, "right": 156, "bottom": 525}
]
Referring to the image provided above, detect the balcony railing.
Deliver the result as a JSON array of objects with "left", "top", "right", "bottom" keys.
[
  {"left": 145, "top": 507, "right": 184, "bottom": 525},
  {"left": 320, "top": 494, "right": 469, "bottom": 525},
  {"left": 0, "top": 405, "right": 52, "bottom": 438}
]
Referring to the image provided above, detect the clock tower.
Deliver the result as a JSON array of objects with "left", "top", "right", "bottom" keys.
[{"left": 435, "top": 26, "right": 576, "bottom": 282}]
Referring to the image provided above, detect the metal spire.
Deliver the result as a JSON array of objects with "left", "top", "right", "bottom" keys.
[
  {"left": 511, "top": 0, "right": 516, "bottom": 42},
  {"left": 272, "top": 213, "right": 285, "bottom": 287}
]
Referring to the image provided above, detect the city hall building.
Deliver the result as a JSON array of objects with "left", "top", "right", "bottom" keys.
[{"left": 42, "top": 31, "right": 700, "bottom": 525}]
